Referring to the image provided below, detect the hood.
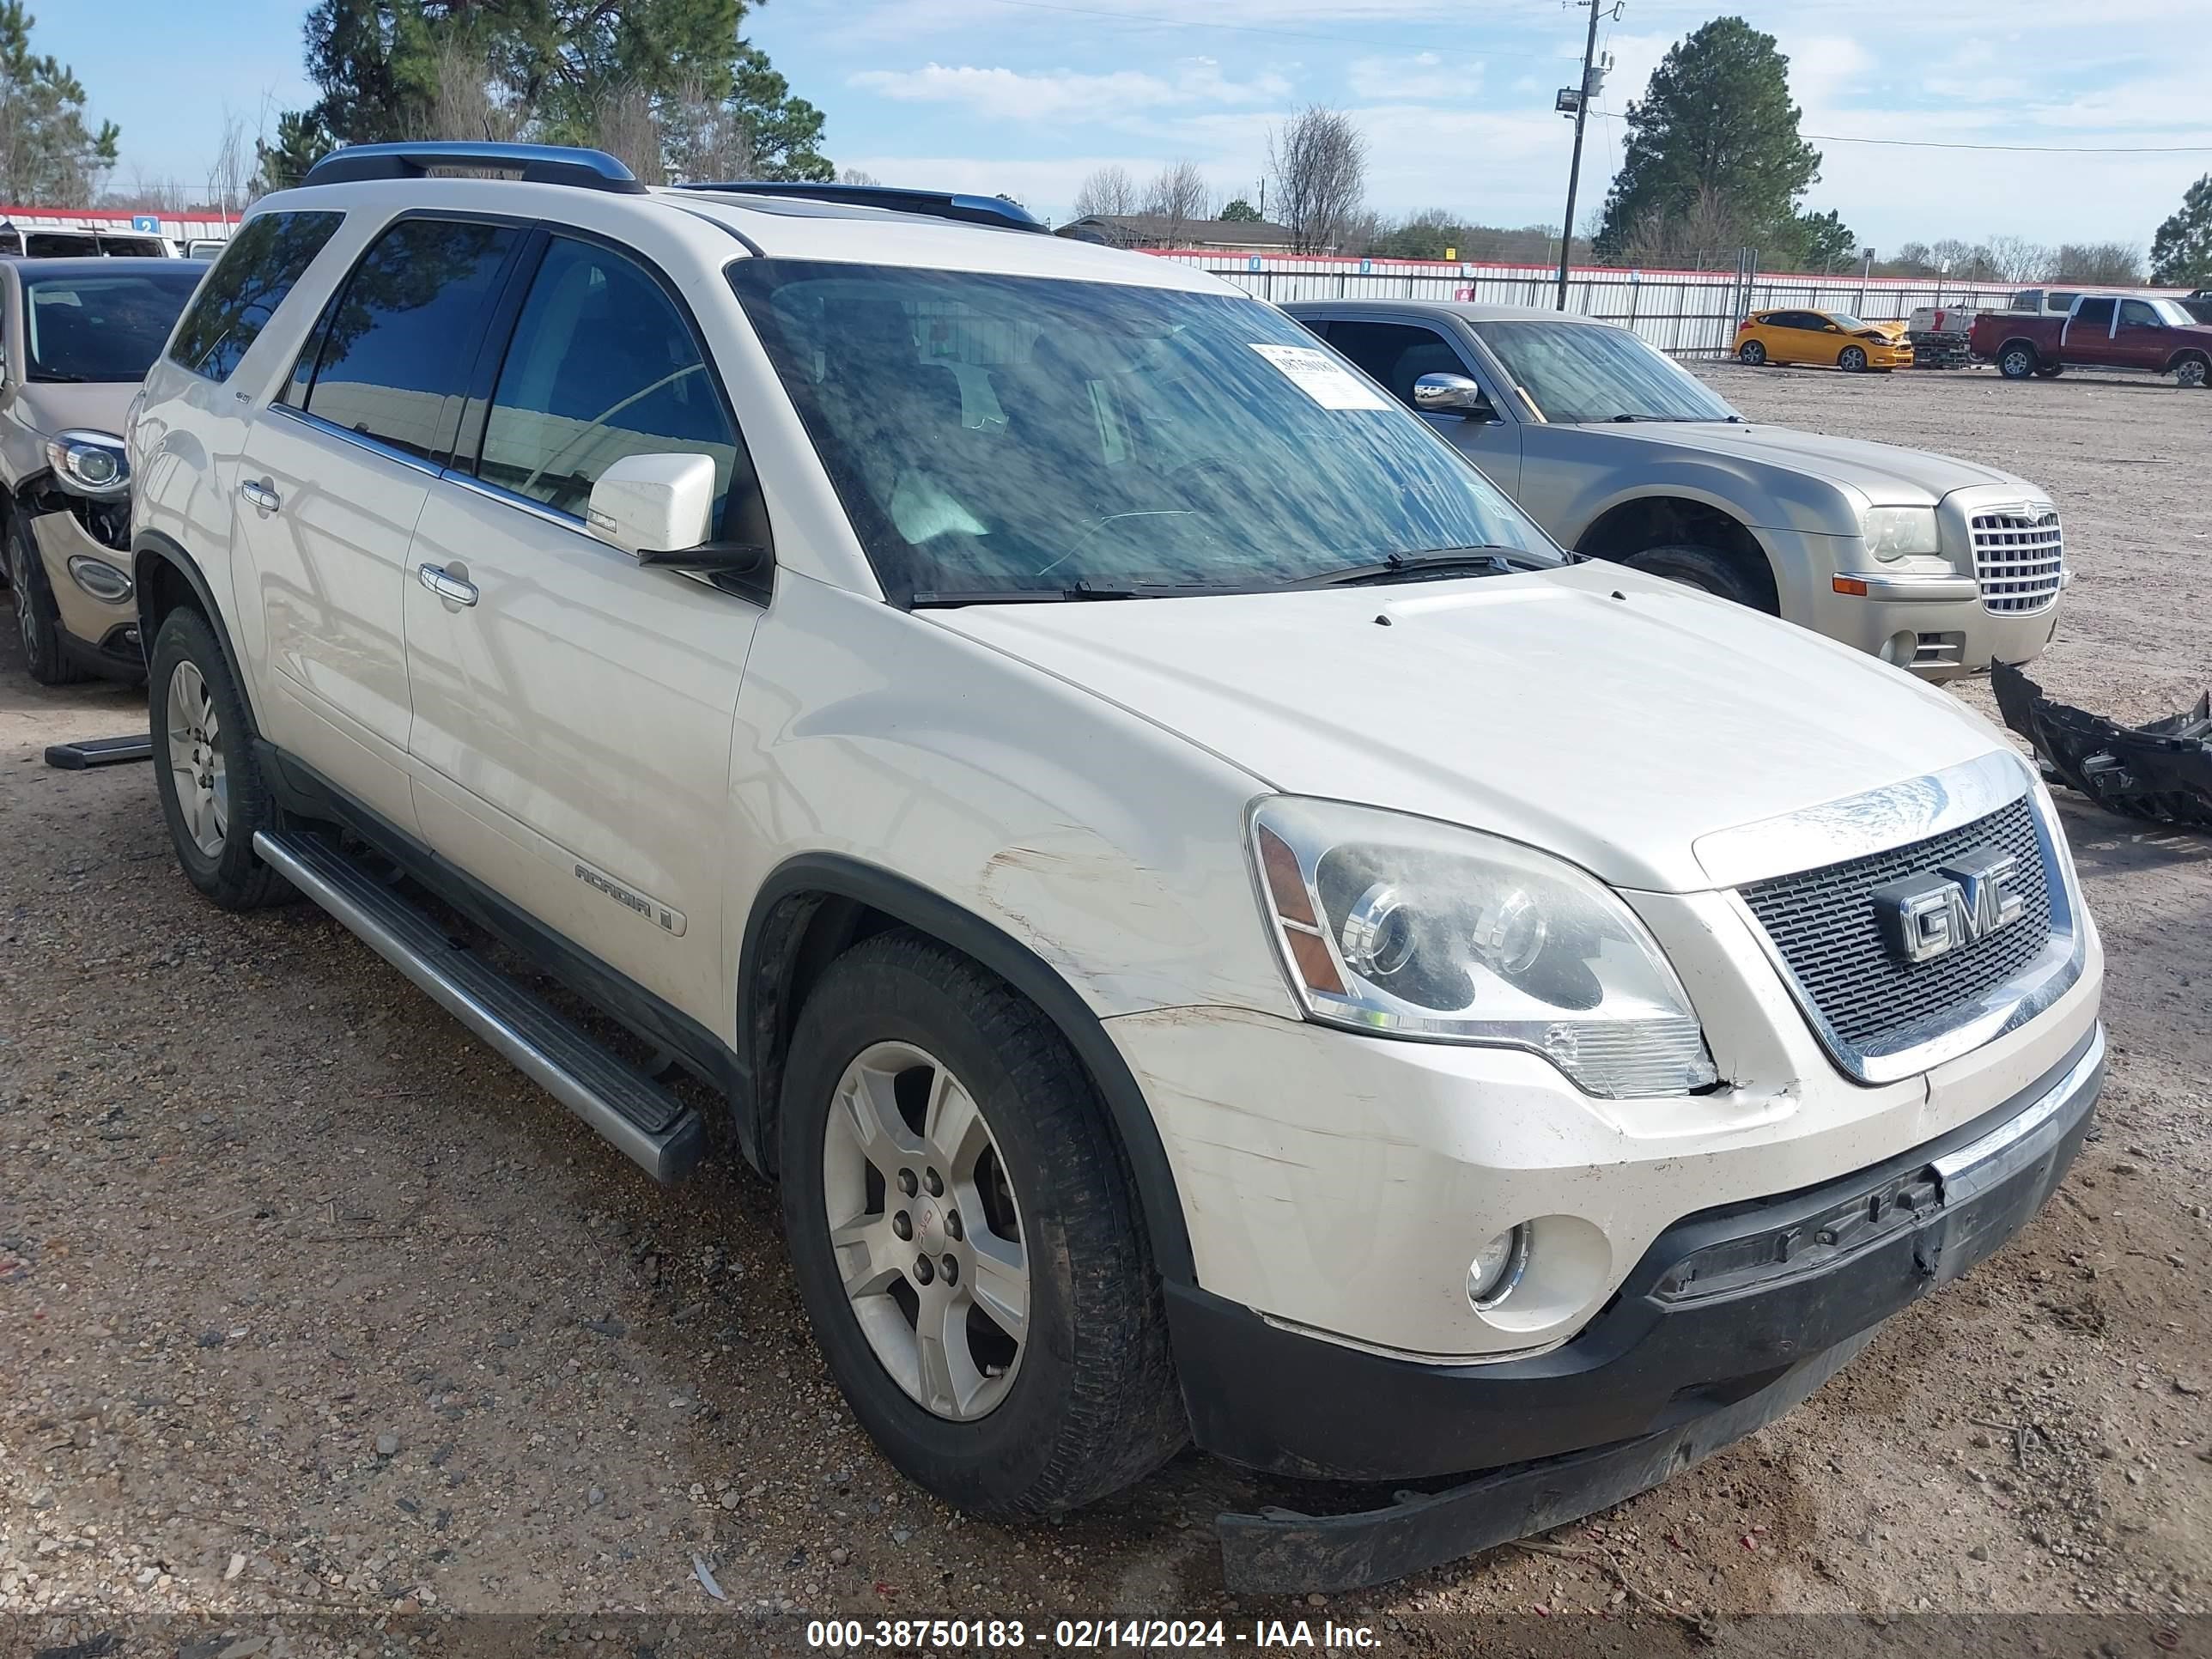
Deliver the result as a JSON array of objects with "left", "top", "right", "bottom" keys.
[
  {"left": 9, "top": 380, "right": 139, "bottom": 441},
  {"left": 927, "top": 562, "right": 2006, "bottom": 895},
  {"left": 1579, "top": 420, "right": 2039, "bottom": 507}
]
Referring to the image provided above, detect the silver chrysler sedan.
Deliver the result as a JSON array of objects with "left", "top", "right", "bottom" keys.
[{"left": 1285, "top": 300, "right": 2065, "bottom": 678}]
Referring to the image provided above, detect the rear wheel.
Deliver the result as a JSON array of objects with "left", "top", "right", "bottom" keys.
[
  {"left": 1625, "top": 543, "right": 1772, "bottom": 611},
  {"left": 779, "top": 931, "right": 1185, "bottom": 1517},
  {"left": 7, "top": 511, "right": 90, "bottom": 686},
  {"left": 1838, "top": 344, "right": 1869, "bottom": 373},
  {"left": 1998, "top": 343, "right": 2039, "bottom": 380},
  {"left": 149, "top": 608, "right": 290, "bottom": 909},
  {"left": 1737, "top": 340, "right": 1766, "bottom": 366}
]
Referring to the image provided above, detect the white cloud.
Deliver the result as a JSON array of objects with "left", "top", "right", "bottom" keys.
[
  {"left": 1346, "top": 51, "right": 1478, "bottom": 104},
  {"left": 848, "top": 58, "right": 1290, "bottom": 122}
]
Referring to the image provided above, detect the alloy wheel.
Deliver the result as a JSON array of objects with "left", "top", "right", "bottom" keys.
[
  {"left": 821, "top": 1041, "right": 1028, "bottom": 1421},
  {"left": 9, "top": 534, "right": 33, "bottom": 659},
  {"left": 165, "top": 659, "right": 228, "bottom": 856}
]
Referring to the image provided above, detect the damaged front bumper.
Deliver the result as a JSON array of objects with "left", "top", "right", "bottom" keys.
[
  {"left": 27, "top": 492, "right": 143, "bottom": 678},
  {"left": 1995, "top": 660, "right": 2212, "bottom": 831},
  {"left": 1193, "top": 1024, "right": 2102, "bottom": 1594}
]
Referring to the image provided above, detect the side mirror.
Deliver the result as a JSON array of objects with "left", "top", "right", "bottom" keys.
[
  {"left": 1412, "top": 372, "right": 1495, "bottom": 420},
  {"left": 586, "top": 452, "right": 770, "bottom": 580},
  {"left": 586, "top": 453, "right": 716, "bottom": 556}
]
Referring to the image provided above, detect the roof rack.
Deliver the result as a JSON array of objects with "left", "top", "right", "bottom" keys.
[
  {"left": 672, "top": 181, "right": 1048, "bottom": 234},
  {"left": 301, "top": 142, "right": 647, "bottom": 195}
]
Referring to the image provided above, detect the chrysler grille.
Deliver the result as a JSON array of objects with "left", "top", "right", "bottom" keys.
[
  {"left": 1740, "top": 797, "right": 2053, "bottom": 1054},
  {"left": 1971, "top": 508, "right": 2064, "bottom": 615}
]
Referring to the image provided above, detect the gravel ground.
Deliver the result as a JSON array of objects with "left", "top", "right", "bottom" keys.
[{"left": 2, "top": 365, "right": 2207, "bottom": 1654}]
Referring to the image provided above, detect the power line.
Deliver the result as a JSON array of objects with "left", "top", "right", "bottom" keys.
[
  {"left": 1584, "top": 111, "right": 2212, "bottom": 155},
  {"left": 970, "top": 0, "right": 1586, "bottom": 64}
]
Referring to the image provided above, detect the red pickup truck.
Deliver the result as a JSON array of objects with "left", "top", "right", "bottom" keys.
[{"left": 1973, "top": 294, "right": 2212, "bottom": 386}]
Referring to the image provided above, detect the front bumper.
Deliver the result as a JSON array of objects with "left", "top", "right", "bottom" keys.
[
  {"left": 31, "top": 506, "right": 142, "bottom": 679},
  {"left": 1196, "top": 1022, "right": 2102, "bottom": 1589},
  {"left": 1799, "top": 567, "right": 2061, "bottom": 679}
]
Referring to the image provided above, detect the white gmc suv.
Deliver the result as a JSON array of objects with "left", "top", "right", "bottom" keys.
[{"left": 129, "top": 143, "right": 2105, "bottom": 1594}]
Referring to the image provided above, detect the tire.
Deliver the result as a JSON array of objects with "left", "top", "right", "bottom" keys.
[
  {"left": 1737, "top": 340, "right": 1766, "bottom": 366},
  {"left": 1838, "top": 345, "right": 1869, "bottom": 373},
  {"left": 1625, "top": 542, "right": 1773, "bottom": 611},
  {"left": 2175, "top": 355, "right": 2209, "bottom": 389},
  {"left": 1998, "top": 343, "right": 2039, "bottom": 380},
  {"left": 2034, "top": 364, "right": 2064, "bottom": 380},
  {"left": 7, "top": 510, "right": 91, "bottom": 686},
  {"left": 149, "top": 607, "right": 290, "bottom": 909},
  {"left": 779, "top": 930, "right": 1186, "bottom": 1518}
]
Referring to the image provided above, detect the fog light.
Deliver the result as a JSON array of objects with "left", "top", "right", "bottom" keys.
[
  {"left": 67, "top": 556, "right": 133, "bottom": 603},
  {"left": 1877, "top": 629, "right": 1916, "bottom": 666},
  {"left": 1468, "top": 1225, "right": 1530, "bottom": 1309}
]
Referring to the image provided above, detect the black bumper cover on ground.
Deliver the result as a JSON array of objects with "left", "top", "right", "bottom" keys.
[
  {"left": 1994, "top": 659, "right": 2212, "bottom": 831},
  {"left": 1175, "top": 1025, "right": 2103, "bottom": 1593}
]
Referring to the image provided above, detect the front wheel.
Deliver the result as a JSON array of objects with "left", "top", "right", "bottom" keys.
[
  {"left": 1999, "top": 344, "right": 2039, "bottom": 380},
  {"left": 1838, "top": 345, "right": 1869, "bottom": 373},
  {"left": 1737, "top": 340, "right": 1767, "bottom": 366},
  {"left": 2176, "top": 356, "right": 2209, "bottom": 389},
  {"left": 7, "top": 512, "right": 90, "bottom": 686},
  {"left": 779, "top": 931, "right": 1185, "bottom": 1517},
  {"left": 1625, "top": 543, "right": 1775, "bottom": 612},
  {"left": 149, "top": 608, "right": 290, "bottom": 909}
]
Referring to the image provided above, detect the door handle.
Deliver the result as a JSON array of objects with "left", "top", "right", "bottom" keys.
[
  {"left": 239, "top": 478, "right": 281, "bottom": 512},
  {"left": 417, "top": 563, "right": 478, "bottom": 606}
]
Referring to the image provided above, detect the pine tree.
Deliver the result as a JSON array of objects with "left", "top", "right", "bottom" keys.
[
  {"left": 1594, "top": 18, "right": 1820, "bottom": 263},
  {"left": 0, "top": 1, "right": 120, "bottom": 203},
  {"left": 2149, "top": 174, "right": 2212, "bottom": 288}
]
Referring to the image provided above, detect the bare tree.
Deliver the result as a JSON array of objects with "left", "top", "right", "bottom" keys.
[
  {"left": 590, "top": 84, "right": 666, "bottom": 186},
  {"left": 1142, "top": 158, "right": 1207, "bottom": 245},
  {"left": 1071, "top": 164, "right": 1138, "bottom": 220},
  {"left": 1267, "top": 106, "right": 1366, "bottom": 253},
  {"left": 425, "top": 40, "right": 525, "bottom": 145},
  {"left": 839, "top": 166, "right": 879, "bottom": 187},
  {"left": 2054, "top": 241, "right": 2145, "bottom": 285},
  {"left": 1619, "top": 184, "right": 1742, "bottom": 268},
  {"left": 660, "top": 73, "right": 754, "bottom": 184},
  {"left": 204, "top": 107, "right": 252, "bottom": 224},
  {"left": 1986, "top": 235, "right": 2055, "bottom": 284}
]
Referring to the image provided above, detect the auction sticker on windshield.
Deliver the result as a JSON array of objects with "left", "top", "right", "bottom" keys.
[{"left": 1248, "top": 343, "right": 1391, "bottom": 410}]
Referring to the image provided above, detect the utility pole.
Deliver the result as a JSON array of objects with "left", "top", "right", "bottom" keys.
[{"left": 1553, "top": 0, "right": 1618, "bottom": 310}]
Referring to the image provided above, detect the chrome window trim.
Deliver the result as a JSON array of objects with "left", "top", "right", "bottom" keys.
[
  {"left": 434, "top": 466, "right": 597, "bottom": 538},
  {"left": 265, "top": 401, "right": 445, "bottom": 479},
  {"left": 1723, "top": 770, "right": 2086, "bottom": 1086},
  {"left": 1693, "top": 748, "right": 2033, "bottom": 890}
]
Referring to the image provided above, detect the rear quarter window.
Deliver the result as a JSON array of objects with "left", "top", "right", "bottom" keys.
[{"left": 167, "top": 210, "right": 345, "bottom": 383}]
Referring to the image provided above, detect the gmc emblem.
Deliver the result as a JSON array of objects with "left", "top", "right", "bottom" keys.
[{"left": 1870, "top": 847, "right": 2027, "bottom": 964}]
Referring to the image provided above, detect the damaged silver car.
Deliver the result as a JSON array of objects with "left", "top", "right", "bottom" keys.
[{"left": 2, "top": 258, "right": 206, "bottom": 684}]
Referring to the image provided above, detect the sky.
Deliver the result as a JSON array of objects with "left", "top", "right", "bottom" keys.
[{"left": 46, "top": 0, "right": 2212, "bottom": 256}]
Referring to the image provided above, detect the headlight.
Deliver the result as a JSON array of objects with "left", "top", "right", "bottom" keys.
[
  {"left": 44, "top": 430, "right": 130, "bottom": 498},
  {"left": 1860, "top": 505, "right": 1939, "bottom": 562},
  {"left": 1249, "top": 798, "right": 1717, "bottom": 1098}
]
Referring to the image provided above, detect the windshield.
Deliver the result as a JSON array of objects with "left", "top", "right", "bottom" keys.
[
  {"left": 2147, "top": 298, "right": 2195, "bottom": 326},
  {"left": 1470, "top": 320, "right": 1741, "bottom": 424},
  {"left": 26, "top": 268, "right": 205, "bottom": 383},
  {"left": 726, "top": 261, "right": 1561, "bottom": 601},
  {"left": 1825, "top": 313, "right": 1871, "bottom": 331}
]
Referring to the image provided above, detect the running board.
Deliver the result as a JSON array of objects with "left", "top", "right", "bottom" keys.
[{"left": 252, "top": 830, "right": 707, "bottom": 1183}]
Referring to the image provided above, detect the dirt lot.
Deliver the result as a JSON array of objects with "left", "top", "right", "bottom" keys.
[{"left": 3, "top": 365, "right": 2208, "bottom": 1654}]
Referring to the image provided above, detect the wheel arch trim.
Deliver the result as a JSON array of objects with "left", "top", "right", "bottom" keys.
[
  {"left": 132, "top": 531, "right": 260, "bottom": 730},
  {"left": 739, "top": 851, "right": 1196, "bottom": 1285}
]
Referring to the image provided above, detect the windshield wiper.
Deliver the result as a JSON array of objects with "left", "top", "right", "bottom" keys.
[
  {"left": 1271, "top": 547, "right": 1562, "bottom": 591},
  {"left": 909, "top": 580, "right": 1194, "bottom": 607}
]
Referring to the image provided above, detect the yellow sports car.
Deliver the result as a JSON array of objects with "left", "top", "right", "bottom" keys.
[{"left": 1735, "top": 308, "right": 1914, "bottom": 372}]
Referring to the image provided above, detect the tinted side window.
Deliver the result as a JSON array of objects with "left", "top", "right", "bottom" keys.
[
  {"left": 1322, "top": 320, "right": 1469, "bottom": 406},
  {"left": 2072, "top": 297, "right": 2117, "bottom": 330},
  {"left": 302, "top": 218, "right": 521, "bottom": 462},
  {"left": 475, "top": 235, "right": 743, "bottom": 525},
  {"left": 167, "top": 210, "right": 343, "bottom": 382}
]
